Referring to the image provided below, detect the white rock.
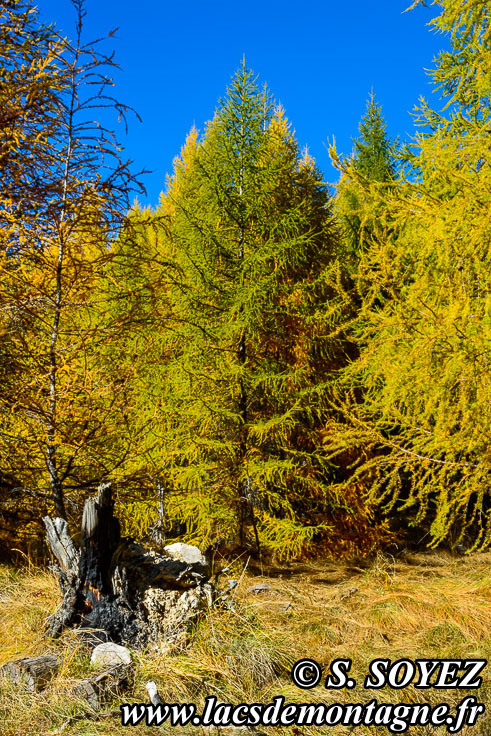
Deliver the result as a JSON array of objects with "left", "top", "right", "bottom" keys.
[
  {"left": 90, "top": 642, "right": 132, "bottom": 668},
  {"left": 146, "top": 680, "right": 164, "bottom": 705},
  {"left": 163, "top": 542, "right": 210, "bottom": 574}
]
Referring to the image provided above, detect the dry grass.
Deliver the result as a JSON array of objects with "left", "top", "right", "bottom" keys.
[{"left": 0, "top": 551, "right": 489, "bottom": 735}]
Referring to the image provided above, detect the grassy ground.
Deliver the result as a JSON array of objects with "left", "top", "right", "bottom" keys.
[{"left": 0, "top": 551, "right": 489, "bottom": 735}]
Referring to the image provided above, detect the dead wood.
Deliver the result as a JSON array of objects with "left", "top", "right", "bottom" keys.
[
  {"left": 73, "top": 663, "right": 132, "bottom": 710},
  {"left": 43, "top": 483, "right": 213, "bottom": 647},
  {"left": 0, "top": 655, "right": 59, "bottom": 691}
]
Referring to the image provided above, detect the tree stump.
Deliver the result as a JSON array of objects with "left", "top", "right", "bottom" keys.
[
  {"left": 43, "top": 483, "right": 213, "bottom": 647},
  {"left": 0, "top": 655, "right": 59, "bottom": 691},
  {"left": 44, "top": 516, "right": 80, "bottom": 594}
]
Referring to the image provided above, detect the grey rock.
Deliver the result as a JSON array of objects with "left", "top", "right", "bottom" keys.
[
  {"left": 163, "top": 542, "right": 211, "bottom": 577},
  {"left": 90, "top": 642, "right": 132, "bottom": 668},
  {"left": 247, "top": 583, "right": 272, "bottom": 595}
]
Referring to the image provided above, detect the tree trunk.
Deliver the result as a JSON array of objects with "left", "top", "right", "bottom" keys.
[
  {"left": 43, "top": 516, "right": 80, "bottom": 571},
  {"left": 44, "top": 483, "right": 213, "bottom": 647}
]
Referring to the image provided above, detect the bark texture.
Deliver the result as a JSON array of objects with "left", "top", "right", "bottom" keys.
[
  {"left": 43, "top": 483, "right": 213, "bottom": 647},
  {"left": 73, "top": 664, "right": 132, "bottom": 710},
  {"left": 0, "top": 655, "right": 59, "bottom": 691}
]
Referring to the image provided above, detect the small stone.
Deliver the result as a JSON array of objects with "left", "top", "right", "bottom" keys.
[
  {"left": 339, "top": 586, "right": 359, "bottom": 600},
  {"left": 247, "top": 583, "right": 272, "bottom": 595},
  {"left": 163, "top": 542, "right": 210, "bottom": 576},
  {"left": 90, "top": 642, "right": 132, "bottom": 668},
  {"left": 146, "top": 680, "right": 164, "bottom": 705}
]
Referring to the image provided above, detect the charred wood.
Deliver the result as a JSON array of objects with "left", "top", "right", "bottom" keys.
[{"left": 44, "top": 483, "right": 213, "bottom": 647}]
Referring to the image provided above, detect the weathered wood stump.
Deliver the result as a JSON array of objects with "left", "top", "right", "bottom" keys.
[
  {"left": 0, "top": 655, "right": 59, "bottom": 691},
  {"left": 73, "top": 664, "right": 132, "bottom": 710},
  {"left": 43, "top": 483, "right": 213, "bottom": 647}
]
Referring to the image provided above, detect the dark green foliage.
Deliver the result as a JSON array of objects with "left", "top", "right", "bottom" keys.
[
  {"left": 334, "top": 93, "right": 397, "bottom": 260},
  {"left": 353, "top": 92, "right": 396, "bottom": 182}
]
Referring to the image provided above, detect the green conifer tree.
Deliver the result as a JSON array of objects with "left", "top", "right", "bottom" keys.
[
  {"left": 135, "top": 65, "right": 344, "bottom": 558},
  {"left": 353, "top": 92, "right": 396, "bottom": 182},
  {"left": 335, "top": 93, "right": 396, "bottom": 258}
]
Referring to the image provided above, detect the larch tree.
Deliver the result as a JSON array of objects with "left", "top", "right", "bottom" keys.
[
  {"left": 0, "top": 0, "right": 143, "bottom": 534},
  {"left": 122, "top": 65, "right": 347, "bottom": 558},
  {"left": 94, "top": 203, "right": 179, "bottom": 542},
  {"left": 327, "top": 0, "right": 490, "bottom": 550}
]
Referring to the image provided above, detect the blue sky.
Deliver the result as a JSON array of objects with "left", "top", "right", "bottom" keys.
[{"left": 36, "top": 0, "right": 449, "bottom": 208}]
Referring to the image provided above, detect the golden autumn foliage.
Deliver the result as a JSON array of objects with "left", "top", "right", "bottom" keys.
[
  {"left": 328, "top": 0, "right": 490, "bottom": 550},
  {"left": 0, "top": 0, "right": 488, "bottom": 560},
  {"left": 0, "top": 0, "right": 144, "bottom": 545}
]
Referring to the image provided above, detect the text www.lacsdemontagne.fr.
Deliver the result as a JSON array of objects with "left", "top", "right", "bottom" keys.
[{"left": 120, "top": 694, "right": 485, "bottom": 733}]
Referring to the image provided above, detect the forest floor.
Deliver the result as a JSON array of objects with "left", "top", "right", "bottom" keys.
[{"left": 0, "top": 550, "right": 489, "bottom": 735}]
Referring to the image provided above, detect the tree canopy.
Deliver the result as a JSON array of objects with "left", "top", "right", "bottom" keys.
[{"left": 0, "top": 0, "right": 488, "bottom": 558}]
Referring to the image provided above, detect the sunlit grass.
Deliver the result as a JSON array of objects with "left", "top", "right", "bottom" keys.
[{"left": 0, "top": 552, "right": 489, "bottom": 735}]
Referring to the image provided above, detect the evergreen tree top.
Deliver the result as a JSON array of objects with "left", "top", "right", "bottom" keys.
[
  {"left": 213, "top": 61, "right": 272, "bottom": 150},
  {"left": 353, "top": 92, "right": 396, "bottom": 182}
]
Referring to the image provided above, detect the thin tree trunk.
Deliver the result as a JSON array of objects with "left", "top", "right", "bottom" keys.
[
  {"left": 237, "top": 143, "right": 248, "bottom": 545},
  {"left": 238, "top": 332, "right": 248, "bottom": 546},
  {"left": 46, "top": 11, "right": 81, "bottom": 519},
  {"left": 157, "top": 477, "right": 166, "bottom": 548},
  {"left": 236, "top": 142, "right": 260, "bottom": 555}
]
